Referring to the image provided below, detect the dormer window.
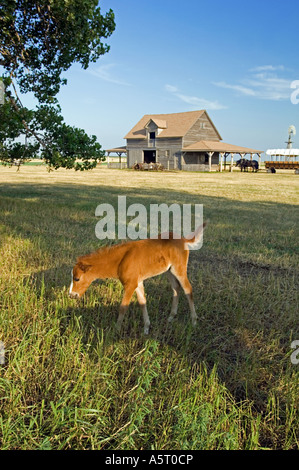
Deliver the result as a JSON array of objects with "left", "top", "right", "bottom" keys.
[{"left": 144, "top": 118, "right": 168, "bottom": 140}]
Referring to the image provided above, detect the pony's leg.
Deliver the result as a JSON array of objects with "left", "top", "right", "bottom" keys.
[
  {"left": 166, "top": 270, "right": 181, "bottom": 323},
  {"left": 116, "top": 282, "right": 137, "bottom": 331},
  {"left": 135, "top": 281, "right": 150, "bottom": 334},
  {"left": 170, "top": 268, "right": 198, "bottom": 326}
]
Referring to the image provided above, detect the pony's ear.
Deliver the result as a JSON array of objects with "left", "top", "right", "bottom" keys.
[{"left": 77, "top": 262, "right": 92, "bottom": 273}]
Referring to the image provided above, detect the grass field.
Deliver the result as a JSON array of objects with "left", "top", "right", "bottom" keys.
[{"left": 0, "top": 166, "right": 298, "bottom": 450}]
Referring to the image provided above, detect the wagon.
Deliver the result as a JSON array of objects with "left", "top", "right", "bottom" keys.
[{"left": 265, "top": 149, "right": 299, "bottom": 174}]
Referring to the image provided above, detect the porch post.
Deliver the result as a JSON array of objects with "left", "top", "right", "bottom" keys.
[
  {"left": 208, "top": 152, "right": 214, "bottom": 172},
  {"left": 230, "top": 153, "right": 234, "bottom": 172},
  {"left": 220, "top": 152, "right": 224, "bottom": 172}
]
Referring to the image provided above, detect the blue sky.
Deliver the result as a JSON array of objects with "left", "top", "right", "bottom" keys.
[{"left": 21, "top": 1, "right": 299, "bottom": 153}]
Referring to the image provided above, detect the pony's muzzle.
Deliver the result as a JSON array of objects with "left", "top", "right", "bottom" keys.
[{"left": 69, "top": 292, "right": 80, "bottom": 299}]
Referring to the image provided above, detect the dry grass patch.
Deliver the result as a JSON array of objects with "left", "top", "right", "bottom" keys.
[{"left": 0, "top": 166, "right": 298, "bottom": 449}]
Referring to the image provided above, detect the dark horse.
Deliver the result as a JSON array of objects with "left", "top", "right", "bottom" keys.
[{"left": 236, "top": 159, "right": 259, "bottom": 172}]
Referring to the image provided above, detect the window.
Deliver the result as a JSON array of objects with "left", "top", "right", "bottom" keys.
[{"left": 149, "top": 131, "right": 156, "bottom": 140}]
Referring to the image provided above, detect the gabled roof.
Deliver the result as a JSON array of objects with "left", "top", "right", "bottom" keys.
[
  {"left": 182, "top": 140, "right": 262, "bottom": 154},
  {"left": 124, "top": 110, "right": 217, "bottom": 139},
  {"left": 145, "top": 118, "right": 167, "bottom": 129}
]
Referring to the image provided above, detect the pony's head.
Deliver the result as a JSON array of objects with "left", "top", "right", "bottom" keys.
[{"left": 69, "top": 261, "right": 93, "bottom": 299}]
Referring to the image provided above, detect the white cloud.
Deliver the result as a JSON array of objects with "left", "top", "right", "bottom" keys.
[
  {"left": 165, "top": 84, "right": 227, "bottom": 110},
  {"left": 245, "top": 74, "right": 291, "bottom": 100},
  {"left": 214, "top": 66, "right": 293, "bottom": 101},
  {"left": 213, "top": 82, "right": 256, "bottom": 96},
  {"left": 165, "top": 84, "right": 179, "bottom": 93},
  {"left": 89, "top": 64, "right": 131, "bottom": 86},
  {"left": 250, "top": 65, "right": 285, "bottom": 72}
]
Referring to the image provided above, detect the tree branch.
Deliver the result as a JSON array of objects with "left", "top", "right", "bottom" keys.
[{"left": 8, "top": 94, "right": 44, "bottom": 147}]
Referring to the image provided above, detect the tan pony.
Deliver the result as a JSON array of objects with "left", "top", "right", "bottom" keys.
[{"left": 69, "top": 223, "right": 206, "bottom": 334}]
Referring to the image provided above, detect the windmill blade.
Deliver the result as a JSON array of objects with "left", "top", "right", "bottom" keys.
[{"left": 288, "top": 125, "right": 296, "bottom": 135}]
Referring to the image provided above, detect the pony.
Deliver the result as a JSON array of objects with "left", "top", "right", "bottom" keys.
[{"left": 69, "top": 224, "right": 206, "bottom": 334}]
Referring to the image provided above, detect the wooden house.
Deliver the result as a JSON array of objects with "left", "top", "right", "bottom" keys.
[{"left": 123, "top": 110, "right": 262, "bottom": 171}]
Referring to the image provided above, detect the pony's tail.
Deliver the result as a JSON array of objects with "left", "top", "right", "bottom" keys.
[{"left": 184, "top": 222, "right": 207, "bottom": 249}]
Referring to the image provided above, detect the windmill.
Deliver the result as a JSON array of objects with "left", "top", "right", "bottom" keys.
[{"left": 286, "top": 125, "right": 296, "bottom": 149}]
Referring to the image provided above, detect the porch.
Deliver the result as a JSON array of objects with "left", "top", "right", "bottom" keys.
[
  {"left": 182, "top": 140, "right": 262, "bottom": 172},
  {"left": 105, "top": 147, "right": 127, "bottom": 169}
]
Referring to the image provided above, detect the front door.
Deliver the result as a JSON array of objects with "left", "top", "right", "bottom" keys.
[{"left": 144, "top": 150, "right": 156, "bottom": 164}]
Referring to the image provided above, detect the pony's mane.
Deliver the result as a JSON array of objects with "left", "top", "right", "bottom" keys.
[
  {"left": 76, "top": 240, "right": 129, "bottom": 265},
  {"left": 76, "top": 233, "right": 178, "bottom": 265}
]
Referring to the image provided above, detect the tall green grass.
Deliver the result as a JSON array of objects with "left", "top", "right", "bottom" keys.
[{"left": 0, "top": 167, "right": 298, "bottom": 449}]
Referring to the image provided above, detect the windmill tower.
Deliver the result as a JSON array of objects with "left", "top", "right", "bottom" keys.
[{"left": 286, "top": 125, "right": 296, "bottom": 149}]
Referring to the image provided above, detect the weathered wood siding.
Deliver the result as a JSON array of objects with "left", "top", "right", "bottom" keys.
[
  {"left": 127, "top": 137, "right": 183, "bottom": 169},
  {"left": 156, "top": 138, "right": 182, "bottom": 169},
  {"left": 147, "top": 121, "right": 157, "bottom": 133},
  {"left": 126, "top": 139, "right": 146, "bottom": 166},
  {"left": 183, "top": 112, "right": 220, "bottom": 147},
  {"left": 181, "top": 152, "right": 219, "bottom": 171}
]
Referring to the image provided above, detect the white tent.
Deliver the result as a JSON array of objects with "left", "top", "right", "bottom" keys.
[{"left": 266, "top": 149, "right": 299, "bottom": 156}]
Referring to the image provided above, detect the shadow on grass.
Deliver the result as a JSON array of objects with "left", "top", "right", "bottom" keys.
[
  {"left": 1, "top": 179, "right": 299, "bottom": 440},
  {"left": 0, "top": 180, "right": 298, "bottom": 267}
]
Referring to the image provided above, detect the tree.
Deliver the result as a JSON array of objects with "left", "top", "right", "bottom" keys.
[{"left": 0, "top": 0, "right": 115, "bottom": 170}]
